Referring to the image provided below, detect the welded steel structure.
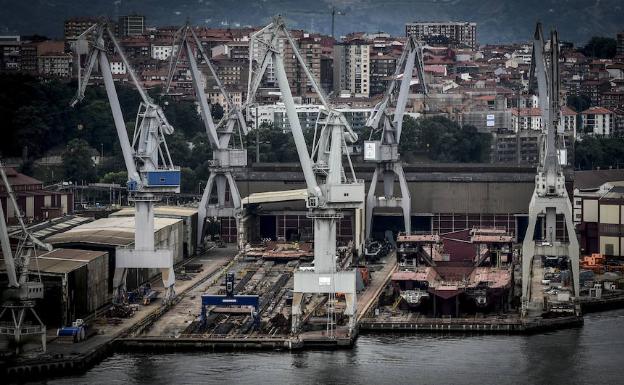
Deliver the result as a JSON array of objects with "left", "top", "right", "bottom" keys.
[
  {"left": 521, "top": 23, "right": 579, "bottom": 316},
  {"left": 364, "top": 35, "right": 427, "bottom": 238},
  {"left": 166, "top": 24, "right": 248, "bottom": 249},
  {"left": 71, "top": 22, "right": 180, "bottom": 304},
  {"left": 247, "top": 16, "right": 364, "bottom": 335},
  {"left": 0, "top": 162, "right": 51, "bottom": 353}
]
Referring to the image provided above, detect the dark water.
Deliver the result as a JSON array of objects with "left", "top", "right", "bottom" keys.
[{"left": 34, "top": 310, "right": 624, "bottom": 385}]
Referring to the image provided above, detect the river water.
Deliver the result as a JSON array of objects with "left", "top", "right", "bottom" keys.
[{"left": 32, "top": 309, "right": 624, "bottom": 385}]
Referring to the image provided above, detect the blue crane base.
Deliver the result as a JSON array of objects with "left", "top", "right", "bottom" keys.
[{"left": 200, "top": 294, "right": 260, "bottom": 328}]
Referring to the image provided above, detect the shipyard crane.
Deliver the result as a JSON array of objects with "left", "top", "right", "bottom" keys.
[
  {"left": 0, "top": 162, "right": 51, "bottom": 353},
  {"left": 247, "top": 16, "right": 364, "bottom": 336},
  {"left": 364, "top": 35, "right": 427, "bottom": 239},
  {"left": 165, "top": 23, "right": 248, "bottom": 249},
  {"left": 521, "top": 23, "right": 579, "bottom": 316},
  {"left": 71, "top": 22, "right": 181, "bottom": 304}
]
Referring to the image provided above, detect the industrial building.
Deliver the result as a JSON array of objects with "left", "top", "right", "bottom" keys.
[
  {"left": 0, "top": 248, "right": 108, "bottom": 327},
  {"left": 0, "top": 167, "right": 73, "bottom": 223},
  {"left": 109, "top": 206, "right": 198, "bottom": 258},
  {"left": 234, "top": 163, "right": 553, "bottom": 244},
  {"left": 574, "top": 170, "right": 624, "bottom": 257},
  {"left": 45, "top": 216, "right": 183, "bottom": 292}
]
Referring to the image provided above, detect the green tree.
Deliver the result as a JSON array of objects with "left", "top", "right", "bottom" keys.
[
  {"left": 566, "top": 95, "right": 591, "bottom": 114},
  {"left": 180, "top": 167, "right": 197, "bottom": 194},
  {"left": 100, "top": 170, "right": 128, "bottom": 185},
  {"left": 62, "top": 139, "right": 97, "bottom": 183},
  {"left": 211, "top": 102, "right": 224, "bottom": 121},
  {"left": 581, "top": 37, "right": 617, "bottom": 59}
]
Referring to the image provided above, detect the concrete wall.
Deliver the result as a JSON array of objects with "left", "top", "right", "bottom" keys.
[
  {"left": 584, "top": 199, "right": 599, "bottom": 222},
  {"left": 235, "top": 164, "right": 542, "bottom": 215},
  {"left": 600, "top": 204, "right": 619, "bottom": 224},
  {"left": 600, "top": 235, "right": 620, "bottom": 256}
]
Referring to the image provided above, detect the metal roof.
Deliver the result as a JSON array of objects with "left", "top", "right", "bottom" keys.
[
  {"left": 574, "top": 169, "right": 624, "bottom": 190},
  {"left": 0, "top": 248, "right": 106, "bottom": 275},
  {"left": 9, "top": 215, "right": 94, "bottom": 241},
  {"left": 46, "top": 217, "right": 181, "bottom": 247},
  {"left": 110, "top": 206, "right": 198, "bottom": 218},
  {"left": 242, "top": 189, "right": 308, "bottom": 206}
]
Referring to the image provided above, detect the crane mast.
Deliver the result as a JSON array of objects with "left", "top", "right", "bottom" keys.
[
  {"left": 165, "top": 23, "right": 248, "bottom": 249},
  {"left": 0, "top": 162, "right": 51, "bottom": 353},
  {"left": 71, "top": 22, "right": 181, "bottom": 305},
  {"left": 364, "top": 35, "right": 427, "bottom": 239},
  {"left": 521, "top": 23, "right": 580, "bottom": 316},
  {"left": 247, "top": 16, "right": 364, "bottom": 336}
]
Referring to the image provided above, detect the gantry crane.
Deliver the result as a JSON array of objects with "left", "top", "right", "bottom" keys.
[
  {"left": 521, "top": 23, "right": 579, "bottom": 316},
  {"left": 71, "top": 22, "right": 181, "bottom": 304},
  {"left": 0, "top": 162, "right": 51, "bottom": 353},
  {"left": 247, "top": 16, "right": 364, "bottom": 336},
  {"left": 165, "top": 23, "right": 248, "bottom": 249},
  {"left": 364, "top": 35, "right": 427, "bottom": 239}
]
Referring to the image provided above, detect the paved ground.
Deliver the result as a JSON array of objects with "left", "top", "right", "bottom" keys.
[
  {"left": 357, "top": 253, "right": 397, "bottom": 321},
  {"left": 145, "top": 246, "right": 235, "bottom": 336},
  {"left": 528, "top": 256, "right": 545, "bottom": 315},
  {"left": 13, "top": 246, "right": 237, "bottom": 357}
]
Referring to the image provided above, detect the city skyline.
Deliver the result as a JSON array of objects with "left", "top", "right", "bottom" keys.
[{"left": 1, "top": 0, "right": 623, "bottom": 44}]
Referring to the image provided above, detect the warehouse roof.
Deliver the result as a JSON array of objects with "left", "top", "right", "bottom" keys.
[
  {"left": 110, "top": 206, "right": 197, "bottom": 218},
  {"left": 0, "top": 248, "right": 106, "bottom": 274},
  {"left": 46, "top": 216, "right": 181, "bottom": 247},
  {"left": 242, "top": 189, "right": 308, "bottom": 206},
  {"left": 574, "top": 169, "right": 624, "bottom": 190},
  {"left": 9, "top": 215, "right": 93, "bottom": 240}
]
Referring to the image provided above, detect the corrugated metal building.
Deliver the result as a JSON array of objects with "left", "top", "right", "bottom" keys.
[
  {"left": 109, "top": 206, "right": 197, "bottom": 257},
  {"left": 45, "top": 216, "right": 183, "bottom": 292},
  {"left": 0, "top": 248, "right": 108, "bottom": 327}
]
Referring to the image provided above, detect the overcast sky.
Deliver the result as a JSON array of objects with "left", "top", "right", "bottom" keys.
[{"left": 1, "top": 0, "right": 622, "bottom": 44}]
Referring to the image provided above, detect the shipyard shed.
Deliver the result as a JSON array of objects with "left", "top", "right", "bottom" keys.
[
  {"left": 0, "top": 248, "right": 108, "bottom": 327},
  {"left": 109, "top": 206, "right": 197, "bottom": 258},
  {"left": 45, "top": 216, "right": 183, "bottom": 292}
]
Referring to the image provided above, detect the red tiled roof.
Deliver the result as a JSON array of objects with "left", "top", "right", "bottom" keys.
[
  {"left": 0, "top": 167, "right": 42, "bottom": 188},
  {"left": 581, "top": 106, "right": 613, "bottom": 114}
]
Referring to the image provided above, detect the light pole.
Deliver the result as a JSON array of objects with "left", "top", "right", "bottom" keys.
[
  {"left": 198, "top": 181, "right": 204, "bottom": 195},
  {"left": 256, "top": 105, "right": 260, "bottom": 163}
]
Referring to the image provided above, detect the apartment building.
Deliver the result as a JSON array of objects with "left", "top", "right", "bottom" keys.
[
  {"left": 580, "top": 106, "right": 614, "bottom": 136},
  {"left": 333, "top": 40, "right": 370, "bottom": 97},
  {"left": 405, "top": 21, "right": 477, "bottom": 48}
]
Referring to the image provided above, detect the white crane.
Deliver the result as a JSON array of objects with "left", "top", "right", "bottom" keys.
[
  {"left": 0, "top": 162, "right": 51, "bottom": 353},
  {"left": 247, "top": 16, "right": 364, "bottom": 336},
  {"left": 165, "top": 23, "right": 248, "bottom": 249},
  {"left": 364, "top": 35, "right": 427, "bottom": 239},
  {"left": 521, "top": 23, "right": 579, "bottom": 316},
  {"left": 71, "top": 22, "right": 181, "bottom": 305}
]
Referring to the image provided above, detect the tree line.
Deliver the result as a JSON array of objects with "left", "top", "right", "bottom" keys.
[{"left": 2, "top": 74, "right": 494, "bottom": 194}]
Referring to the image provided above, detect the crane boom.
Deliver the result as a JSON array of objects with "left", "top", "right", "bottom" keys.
[
  {"left": 71, "top": 21, "right": 180, "bottom": 304},
  {"left": 521, "top": 22, "right": 580, "bottom": 317},
  {"left": 364, "top": 35, "right": 427, "bottom": 239},
  {"left": 0, "top": 162, "right": 49, "bottom": 353},
  {"left": 166, "top": 23, "right": 248, "bottom": 249},
  {"left": 247, "top": 16, "right": 364, "bottom": 336}
]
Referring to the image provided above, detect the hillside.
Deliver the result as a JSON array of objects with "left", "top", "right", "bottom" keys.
[{"left": 0, "top": 0, "right": 622, "bottom": 44}]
